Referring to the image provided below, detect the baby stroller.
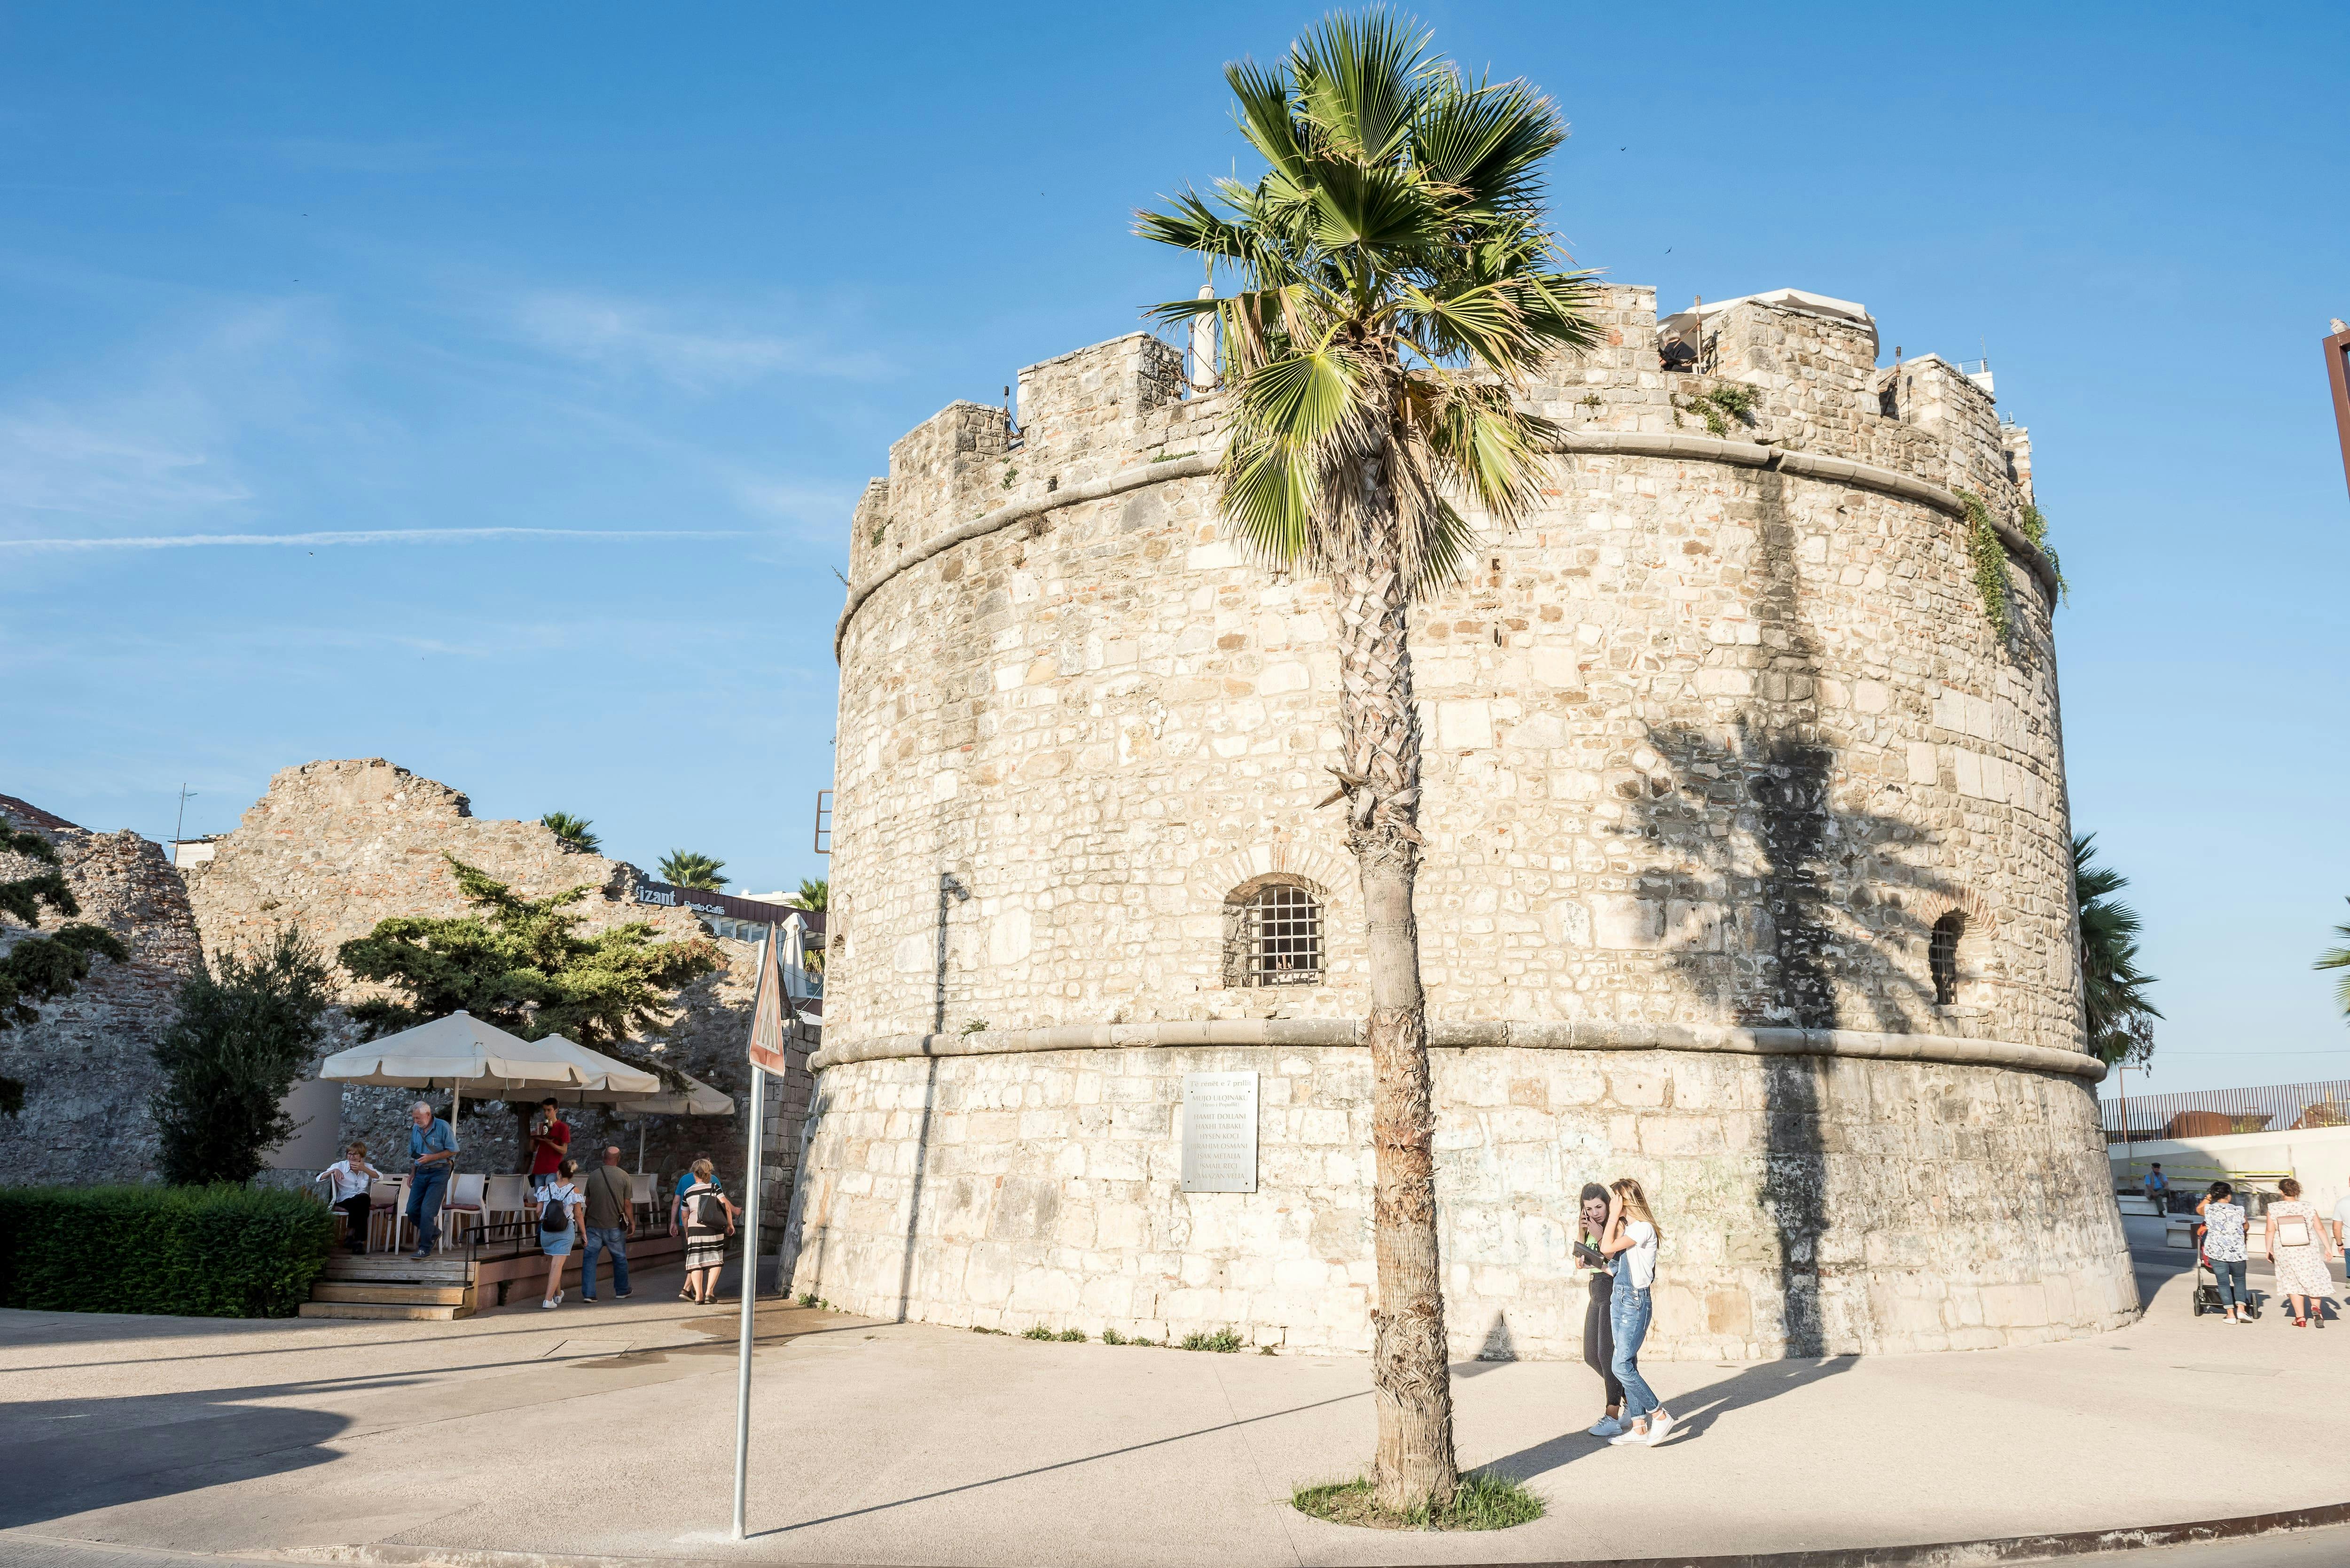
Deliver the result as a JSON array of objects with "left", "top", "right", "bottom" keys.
[{"left": 2193, "top": 1251, "right": 2259, "bottom": 1319}]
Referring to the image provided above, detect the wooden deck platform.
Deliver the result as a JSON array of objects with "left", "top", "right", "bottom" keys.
[{"left": 301, "top": 1232, "right": 689, "bottom": 1319}]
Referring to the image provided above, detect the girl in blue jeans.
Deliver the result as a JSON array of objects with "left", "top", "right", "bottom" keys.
[{"left": 1600, "top": 1177, "right": 1676, "bottom": 1447}]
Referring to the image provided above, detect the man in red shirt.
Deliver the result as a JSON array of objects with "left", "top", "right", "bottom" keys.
[{"left": 528, "top": 1098, "right": 571, "bottom": 1196}]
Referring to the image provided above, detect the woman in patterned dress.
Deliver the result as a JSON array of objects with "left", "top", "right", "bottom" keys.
[
  {"left": 2264, "top": 1178, "right": 2340, "bottom": 1327},
  {"left": 2197, "top": 1182, "right": 2254, "bottom": 1323},
  {"left": 679, "top": 1157, "right": 736, "bottom": 1306}
]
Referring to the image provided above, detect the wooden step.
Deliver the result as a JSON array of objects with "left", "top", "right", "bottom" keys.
[
  {"left": 321, "top": 1255, "right": 475, "bottom": 1284},
  {"left": 299, "top": 1300, "right": 472, "bottom": 1321},
  {"left": 310, "top": 1282, "right": 472, "bottom": 1306}
]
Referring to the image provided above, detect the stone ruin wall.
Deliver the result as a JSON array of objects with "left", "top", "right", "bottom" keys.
[
  {"left": 0, "top": 795, "right": 203, "bottom": 1187},
  {"left": 180, "top": 759, "right": 812, "bottom": 1217},
  {"left": 0, "top": 762, "right": 814, "bottom": 1224},
  {"left": 791, "top": 282, "right": 2135, "bottom": 1359}
]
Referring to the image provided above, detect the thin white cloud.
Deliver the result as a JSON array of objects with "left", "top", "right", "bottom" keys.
[
  {"left": 0, "top": 527, "right": 745, "bottom": 551},
  {"left": 512, "top": 291, "right": 892, "bottom": 391}
]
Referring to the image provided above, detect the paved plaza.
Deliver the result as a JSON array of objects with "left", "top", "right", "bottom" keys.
[{"left": 0, "top": 1229, "right": 2343, "bottom": 1568}]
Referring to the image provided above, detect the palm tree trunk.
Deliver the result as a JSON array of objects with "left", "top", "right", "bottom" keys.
[{"left": 1335, "top": 448, "right": 1458, "bottom": 1513}]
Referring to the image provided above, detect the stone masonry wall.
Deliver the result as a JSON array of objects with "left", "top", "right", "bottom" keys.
[
  {"left": 826, "top": 289, "right": 2076, "bottom": 1054},
  {"left": 0, "top": 795, "right": 203, "bottom": 1186},
  {"left": 182, "top": 759, "right": 810, "bottom": 1214},
  {"left": 791, "top": 1043, "right": 2135, "bottom": 1359},
  {"left": 800, "top": 281, "right": 2126, "bottom": 1358}
]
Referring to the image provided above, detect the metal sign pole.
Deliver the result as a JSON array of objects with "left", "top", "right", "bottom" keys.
[{"left": 731, "top": 927, "right": 774, "bottom": 1541}]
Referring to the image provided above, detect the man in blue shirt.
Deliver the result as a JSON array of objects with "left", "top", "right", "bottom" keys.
[
  {"left": 406, "top": 1101, "right": 459, "bottom": 1258},
  {"left": 2143, "top": 1163, "right": 2168, "bottom": 1215}
]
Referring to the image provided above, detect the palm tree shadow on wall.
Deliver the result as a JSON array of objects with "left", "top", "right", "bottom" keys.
[{"left": 1604, "top": 468, "right": 1966, "bottom": 1356}]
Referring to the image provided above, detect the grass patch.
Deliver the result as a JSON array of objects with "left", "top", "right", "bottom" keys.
[
  {"left": 1055, "top": 1327, "right": 1087, "bottom": 1342},
  {"left": 1291, "top": 1472, "right": 1545, "bottom": 1532},
  {"left": 1021, "top": 1325, "right": 1056, "bottom": 1340},
  {"left": 1181, "top": 1327, "right": 1243, "bottom": 1353},
  {"left": 1101, "top": 1327, "right": 1126, "bottom": 1345}
]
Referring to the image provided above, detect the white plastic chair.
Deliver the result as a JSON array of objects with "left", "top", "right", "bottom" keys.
[
  {"left": 363, "top": 1178, "right": 403, "bottom": 1253},
  {"left": 482, "top": 1174, "right": 529, "bottom": 1242},
  {"left": 627, "top": 1170, "right": 656, "bottom": 1229},
  {"left": 440, "top": 1173, "right": 487, "bottom": 1250}
]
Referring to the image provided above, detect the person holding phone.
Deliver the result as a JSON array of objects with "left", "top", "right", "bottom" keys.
[
  {"left": 1574, "top": 1183, "right": 1626, "bottom": 1437},
  {"left": 1600, "top": 1177, "right": 1675, "bottom": 1446}
]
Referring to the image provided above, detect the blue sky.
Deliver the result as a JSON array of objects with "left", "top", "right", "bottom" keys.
[{"left": 3, "top": 2, "right": 2344, "bottom": 1091}]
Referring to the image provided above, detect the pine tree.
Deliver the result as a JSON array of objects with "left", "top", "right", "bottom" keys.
[
  {"left": 339, "top": 855, "right": 722, "bottom": 1156},
  {"left": 0, "top": 814, "right": 130, "bottom": 1117}
]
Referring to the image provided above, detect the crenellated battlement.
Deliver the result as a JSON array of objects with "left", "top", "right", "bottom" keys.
[{"left": 849, "top": 283, "right": 2039, "bottom": 576}]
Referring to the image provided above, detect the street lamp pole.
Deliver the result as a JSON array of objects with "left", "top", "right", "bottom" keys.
[{"left": 2324, "top": 318, "right": 2350, "bottom": 506}]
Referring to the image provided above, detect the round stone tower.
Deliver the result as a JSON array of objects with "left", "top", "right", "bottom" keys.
[{"left": 789, "top": 284, "right": 2136, "bottom": 1360}]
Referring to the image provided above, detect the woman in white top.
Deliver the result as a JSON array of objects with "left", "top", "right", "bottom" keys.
[
  {"left": 2194, "top": 1181, "right": 2252, "bottom": 1323},
  {"left": 1599, "top": 1177, "right": 1674, "bottom": 1446},
  {"left": 537, "top": 1158, "right": 586, "bottom": 1309},
  {"left": 318, "top": 1142, "right": 382, "bottom": 1256}
]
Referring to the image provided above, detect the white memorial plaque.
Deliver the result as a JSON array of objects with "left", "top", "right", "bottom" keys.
[{"left": 1181, "top": 1071, "right": 1258, "bottom": 1194}]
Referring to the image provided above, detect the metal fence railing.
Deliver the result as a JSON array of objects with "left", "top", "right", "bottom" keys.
[{"left": 2100, "top": 1079, "right": 2350, "bottom": 1146}]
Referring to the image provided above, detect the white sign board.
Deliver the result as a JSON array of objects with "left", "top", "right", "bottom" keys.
[{"left": 1181, "top": 1071, "right": 1258, "bottom": 1193}]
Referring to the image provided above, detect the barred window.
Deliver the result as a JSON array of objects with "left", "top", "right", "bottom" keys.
[
  {"left": 1929, "top": 912, "right": 1964, "bottom": 1006},
  {"left": 1244, "top": 883, "right": 1322, "bottom": 986}
]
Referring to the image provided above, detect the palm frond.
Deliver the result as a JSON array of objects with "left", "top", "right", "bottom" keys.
[{"left": 2314, "top": 899, "right": 2350, "bottom": 1016}]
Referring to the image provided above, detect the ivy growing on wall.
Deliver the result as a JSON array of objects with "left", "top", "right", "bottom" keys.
[{"left": 1958, "top": 491, "right": 2067, "bottom": 641}]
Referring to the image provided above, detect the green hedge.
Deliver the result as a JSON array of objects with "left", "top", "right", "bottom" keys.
[{"left": 0, "top": 1184, "right": 333, "bottom": 1318}]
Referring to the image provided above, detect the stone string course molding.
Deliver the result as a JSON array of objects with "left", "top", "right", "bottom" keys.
[
  {"left": 831, "top": 435, "right": 2058, "bottom": 654},
  {"left": 808, "top": 1018, "right": 2106, "bottom": 1079},
  {"left": 799, "top": 284, "right": 2132, "bottom": 1360}
]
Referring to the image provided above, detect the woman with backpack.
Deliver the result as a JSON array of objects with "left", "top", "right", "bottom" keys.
[
  {"left": 679, "top": 1157, "right": 736, "bottom": 1305},
  {"left": 537, "top": 1158, "right": 586, "bottom": 1309},
  {"left": 2265, "top": 1177, "right": 2340, "bottom": 1328}
]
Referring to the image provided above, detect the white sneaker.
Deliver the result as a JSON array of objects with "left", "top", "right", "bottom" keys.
[
  {"left": 1644, "top": 1410, "right": 1677, "bottom": 1446},
  {"left": 541, "top": 1298, "right": 559, "bottom": 1310},
  {"left": 1587, "top": 1416, "right": 1622, "bottom": 1438},
  {"left": 1608, "top": 1424, "right": 1650, "bottom": 1445}
]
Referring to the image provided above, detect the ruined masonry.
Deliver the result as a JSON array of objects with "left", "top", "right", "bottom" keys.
[
  {"left": 788, "top": 283, "right": 2137, "bottom": 1361},
  {"left": 0, "top": 762, "right": 813, "bottom": 1234}
]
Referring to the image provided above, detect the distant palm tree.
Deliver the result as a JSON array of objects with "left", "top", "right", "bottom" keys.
[
  {"left": 2076, "top": 834, "right": 2161, "bottom": 1066},
  {"left": 2314, "top": 899, "right": 2350, "bottom": 1020},
  {"left": 789, "top": 878, "right": 828, "bottom": 911},
  {"left": 1137, "top": 11, "right": 1598, "bottom": 1511},
  {"left": 540, "top": 812, "right": 600, "bottom": 855},
  {"left": 659, "top": 850, "right": 726, "bottom": 891}
]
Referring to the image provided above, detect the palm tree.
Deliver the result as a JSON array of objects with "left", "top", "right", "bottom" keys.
[
  {"left": 659, "top": 850, "right": 727, "bottom": 891},
  {"left": 2314, "top": 899, "right": 2350, "bottom": 1020},
  {"left": 1138, "top": 12, "right": 1598, "bottom": 1511},
  {"left": 2075, "top": 834, "right": 2161, "bottom": 1066},
  {"left": 540, "top": 812, "right": 600, "bottom": 855},
  {"left": 789, "top": 878, "right": 828, "bottom": 911}
]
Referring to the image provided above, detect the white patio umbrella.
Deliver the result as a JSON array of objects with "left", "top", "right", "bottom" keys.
[
  {"left": 318, "top": 1009, "right": 661, "bottom": 1128},
  {"left": 606, "top": 1068, "right": 736, "bottom": 1171}
]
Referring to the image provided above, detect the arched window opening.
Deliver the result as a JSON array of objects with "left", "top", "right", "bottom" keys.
[
  {"left": 1238, "top": 882, "right": 1322, "bottom": 988},
  {"left": 1929, "top": 912, "right": 1965, "bottom": 1006}
]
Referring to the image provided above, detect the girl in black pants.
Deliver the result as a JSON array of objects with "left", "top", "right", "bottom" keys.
[{"left": 1577, "top": 1183, "right": 1627, "bottom": 1437}]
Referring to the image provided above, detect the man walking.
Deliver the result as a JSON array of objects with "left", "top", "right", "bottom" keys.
[
  {"left": 581, "top": 1145, "right": 636, "bottom": 1302},
  {"left": 405, "top": 1101, "right": 458, "bottom": 1258}
]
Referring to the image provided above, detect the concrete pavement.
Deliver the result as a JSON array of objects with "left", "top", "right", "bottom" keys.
[{"left": 0, "top": 1235, "right": 2342, "bottom": 1568}]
